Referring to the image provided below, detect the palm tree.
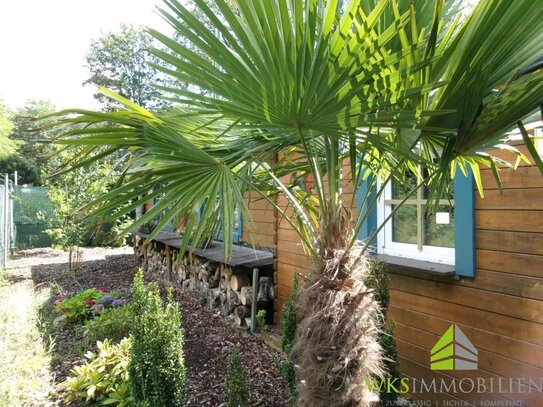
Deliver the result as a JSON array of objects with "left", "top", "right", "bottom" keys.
[{"left": 48, "top": 0, "right": 543, "bottom": 405}]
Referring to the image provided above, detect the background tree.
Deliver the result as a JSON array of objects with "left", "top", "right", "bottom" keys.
[
  {"left": 0, "top": 154, "right": 39, "bottom": 185},
  {"left": 84, "top": 24, "right": 174, "bottom": 111},
  {"left": 1, "top": 99, "right": 57, "bottom": 184},
  {"left": 50, "top": 0, "right": 543, "bottom": 405},
  {"left": 43, "top": 146, "right": 131, "bottom": 262},
  {"left": 0, "top": 100, "right": 17, "bottom": 160}
]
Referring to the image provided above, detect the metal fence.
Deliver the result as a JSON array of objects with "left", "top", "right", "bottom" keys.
[{"left": 0, "top": 174, "right": 14, "bottom": 269}]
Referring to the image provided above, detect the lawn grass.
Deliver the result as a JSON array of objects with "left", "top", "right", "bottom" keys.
[{"left": 0, "top": 268, "right": 54, "bottom": 406}]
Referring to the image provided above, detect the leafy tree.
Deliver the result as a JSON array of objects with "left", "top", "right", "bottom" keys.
[
  {"left": 84, "top": 24, "right": 173, "bottom": 110},
  {"left": 44, "top": 147, "right": 131, "bottom": 265},
  {"left": 0, "top": 100, "right": 17, "bottom": 159},
  {"left": 0, "top": 154, "right": 39, "bottom": 185},
  {"left": 50, "top": 0, "right": 543, "bottom": 405},
  {"left": 6, "top": 99, "right": 56, "bottom": 183}
]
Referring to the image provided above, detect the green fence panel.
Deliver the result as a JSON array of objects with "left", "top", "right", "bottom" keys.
[{"left": 13, "top": 186, "right": 54, "bottom": 249}]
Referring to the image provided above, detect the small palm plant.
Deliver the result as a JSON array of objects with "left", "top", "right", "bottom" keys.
[{"left": 48, "top": 0, "right": 543, "bottom": 405}]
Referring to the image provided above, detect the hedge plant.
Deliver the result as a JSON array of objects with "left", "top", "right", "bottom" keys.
[
  {"left": 366, "top": 261, "right": 401, "bottom": 406},
  {"left": 225, "top": 348, "right": 249, "bottom": 407},
  {"left": 280, "top": 273, "right": 299, "bottom": 405},
  {"left": 128, "top": 270, "right": 186, "bottom": 406}
]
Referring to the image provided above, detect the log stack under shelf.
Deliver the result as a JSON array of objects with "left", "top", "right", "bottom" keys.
[{"left": 134, "top": 237, "right": 276, "bottom": 328}]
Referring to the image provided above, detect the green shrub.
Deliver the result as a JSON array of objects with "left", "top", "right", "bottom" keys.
[
  {"left": 84, "top": 304, "right": 133, "bottom": 343},
  {"left": 280, "top": 274, "right": 299, "bottom": 404},
  {"left": 256, "top": 309, "right": 266, "bottom": 331},
  {"left": 55, "top": 288, "right": 107, "bottom": 323},
  {"left": 365, "top": 261, "right": 390, "bottom": 314},
  {"left": 365, "top": 261, "right": 400, "bottom": 406},
  {"left": 64, "top": 338, "right": 132, "bottom": 406},
  {"left": 280, "top": 360, "right": 296, "bottom": 405},
  {"left": 280, "top": 274, "right": 298, "bottom": 354},
  {"left": 225, "top": 348, "right": 248, "bottom": 407},
  {"left": 128, "top": 270, "right": 186, "bottom": 406},
  {"left": 381, "top": 320, "right": 401, "bottom": 395}
]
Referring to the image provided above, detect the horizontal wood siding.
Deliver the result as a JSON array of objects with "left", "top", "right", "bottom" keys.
[
  {"left": 390, "top": 155, "right": 543, "bottom": 406},
  {"left": 272, "top": 143, "right": 543, "bottom": 404},
  {"left": 240, "top": 193, "right": 276, "bottom": 250}
]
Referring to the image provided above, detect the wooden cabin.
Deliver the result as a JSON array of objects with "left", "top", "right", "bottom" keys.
[
  {"left": 272, "top": 139, "right": 543, "bottom": 406},
  {"left": 137, "top": 138, "right": 543, "bottom": 406}
]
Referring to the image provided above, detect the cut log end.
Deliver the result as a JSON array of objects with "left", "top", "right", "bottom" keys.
[
  {"left": 240, "top": 286, "right": 253, "bottom": 306},
  {"left": 229, "top": 274, "right": 250, "bottom": 291}
]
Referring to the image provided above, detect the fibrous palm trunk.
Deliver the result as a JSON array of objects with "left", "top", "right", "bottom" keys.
[{"left": 292, "top": 212, "right": 383, "bottom": 406}]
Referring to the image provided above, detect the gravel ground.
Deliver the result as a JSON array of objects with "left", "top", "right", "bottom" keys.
[{"left": 7, "top": 247, "right": 288, "bottom": 406}]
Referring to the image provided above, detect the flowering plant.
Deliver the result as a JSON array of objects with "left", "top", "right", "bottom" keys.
[
  {"left": 112, "top": 299, "right": 127, "bottom": 308},
  {"left": 55, "top": 288, "right": 107, "bottom": 323},
  {"left": 53, "top": 291, "right": 68, "bottom": 306},
  {"left": 55, "top": 286, "right": 129, "bottom": 322},
  {"left": 98, "top": 296, "right": 115, "bottom": 305},
  {"left": 92, "top": 296, "right": 127, "bottom": 315},
  {"left": 85, "top": 304, "right": 133, "bottom": 343}
]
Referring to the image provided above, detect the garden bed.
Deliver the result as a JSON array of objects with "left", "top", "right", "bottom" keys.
[{"left": 21, "top": 247, "right": 289, "bottom": 406}]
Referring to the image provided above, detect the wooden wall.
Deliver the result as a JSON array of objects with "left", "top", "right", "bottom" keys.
[
  {"left": 389, "top": 141, "right": 543, "bottom": 406},
  {"left": 240, "top": 192, "right": 276, "bottom": 250},
  {"left": 272, "top": 141, "right": 543, "bottom": 405}
]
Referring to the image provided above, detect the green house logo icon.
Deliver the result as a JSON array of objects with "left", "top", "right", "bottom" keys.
[{"left": 430, "top": 324, "right": 478, "bottom": 370}]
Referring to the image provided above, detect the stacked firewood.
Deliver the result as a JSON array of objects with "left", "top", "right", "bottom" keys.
[
  {"left": 134, "top": 240, "right": 276, "bottom": 328},
  {"left": 175, "top": 258, "right": 275, "bottom": 327},
  {"left": 146, "top": 243, "right": 169, "bottom": 275},
  {"left": 134, "top": 238, "right": 145, "bottom": 260}
]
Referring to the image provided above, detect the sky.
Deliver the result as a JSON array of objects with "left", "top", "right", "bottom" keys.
[
  {"left": 0, "top": 0, "right": 173, "bottom": 111},
  {"left": 0, "top": 0, "right": 480, "bottom": 112}
]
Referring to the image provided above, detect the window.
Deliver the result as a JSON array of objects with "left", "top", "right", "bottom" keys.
[
  {"left": 377, "top": 175, "right": 455, "bottom": 265},
  {"left": 214, "top": 207, "right": 242, "bottom": 243},
  {"left": 358, "top": 169, "right": 475, "bottom": 277},
  {"left": 147, "top": 188, "right": 242, "bottom": 243}
]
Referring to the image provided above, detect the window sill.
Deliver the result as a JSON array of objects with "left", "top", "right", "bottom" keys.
[{"left": 372, "top": 253, "right": 455, "bottom": 278}]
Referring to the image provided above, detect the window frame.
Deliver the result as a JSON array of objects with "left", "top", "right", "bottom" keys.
[
  {"left": 376, "top": 179, "right": 455, "bottom": 265},
  {"left": 357, "top": 169, "right": 475, "bottom": 277}
]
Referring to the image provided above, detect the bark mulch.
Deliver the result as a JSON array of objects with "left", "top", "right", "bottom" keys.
[{"left": 23, "top": 247, "right": 288, "bottom": 406}]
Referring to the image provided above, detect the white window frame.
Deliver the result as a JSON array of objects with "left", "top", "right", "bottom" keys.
[{"left": 376, "top": 180, "right": 455, "bottom": 265}]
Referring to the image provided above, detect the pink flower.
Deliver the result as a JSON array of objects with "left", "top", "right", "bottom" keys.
[
  {"left": 85, "top": 298, "right": 95, "bottom": 307},
  {"left": 97, "top": 287, "right": 109, "bottom": 293},
  {"left": 54, "top": 299, "right": 61, "bottom": 306}
]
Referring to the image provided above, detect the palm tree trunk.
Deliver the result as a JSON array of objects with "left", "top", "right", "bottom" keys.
[{"left": 293, "top": 213, "right": 383, "bottom": 406}]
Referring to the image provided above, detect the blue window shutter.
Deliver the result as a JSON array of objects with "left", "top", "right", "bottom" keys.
[
  {"left": 232, "top": 212, "right": 242, "bottom": 243},
  {"left": 454, "top": 169, "right": 476, "bottom": 277},
  {"left": 356, "top": 176, "right": 377, "bottom": 248}
]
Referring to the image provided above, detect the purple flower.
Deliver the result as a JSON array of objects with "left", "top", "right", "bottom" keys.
[
  {"left": 92, "top": 303, "right": 105, "bottom": 315},
  {"left": 112, "top": 299, "right": 126, "bottom": 308},
  {"left": 98, "top": 296, "right": 114, "bottom": 305}
]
